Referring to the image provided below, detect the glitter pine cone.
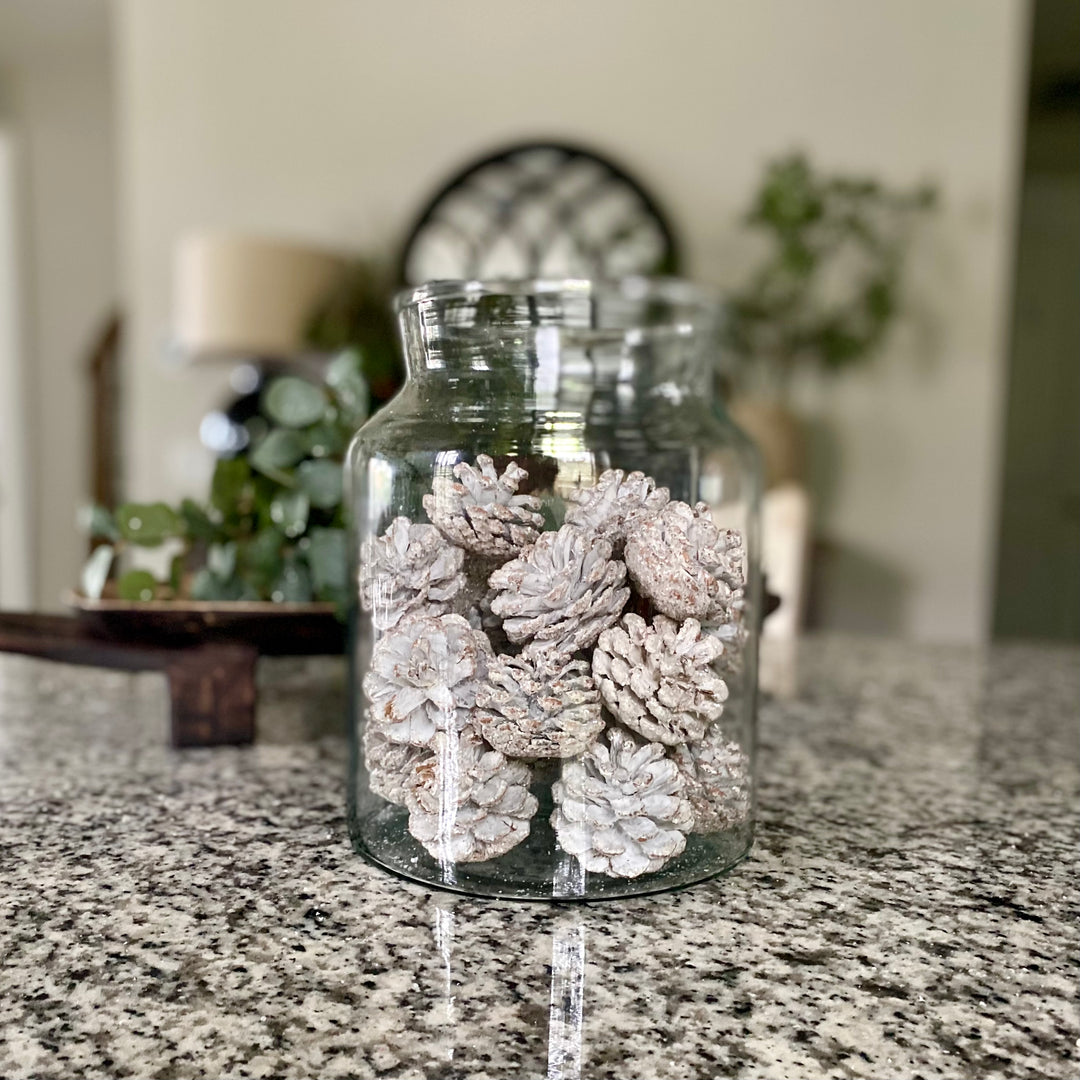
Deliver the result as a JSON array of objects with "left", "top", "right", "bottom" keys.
[
  {"left": 362, "top": 613, "right": 492, "bottom": 746},
  {"left": 624, "top": 500, "right": 746, "bottom": 623},
  {"left": 404, "top": 727, "right": 538, "bottom": 863},
  {"left": 551, "top": 727, "right": 694, "bottom": 878},
  {"left": 488, "top": 524, "right": 630, "bottom": 659},
  {"left": 564, "top": 468, "right": 670, "bottom": 551},
  {"left": 474, "top": 652, "right": 605, "bottom": 759},
  {"left": 592, "top": 613, "right": 728, "bottom": 746},
  {"left": 423, "top": 454, "right": 544, "bottom": 559},
  {"left": 359, "top": 516, "right": 466, "bottom": 630},
  {"left": 671, "top": 726, "right": 751, "bottom": 834},
  {"left": 363, "top": 724, "right": 433, "bottom": 806}
]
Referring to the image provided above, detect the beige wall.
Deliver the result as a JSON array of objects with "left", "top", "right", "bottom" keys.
[
  {"left": 0, "top": 1, "right": 119, "bottom": 610},
  {"left": 115, "top": 0, "right": 1029, "bottom": 642}
]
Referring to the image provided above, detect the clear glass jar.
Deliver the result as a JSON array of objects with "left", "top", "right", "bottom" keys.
[{"left": 346, "top": 279, "right": 761, "bottom": 899}]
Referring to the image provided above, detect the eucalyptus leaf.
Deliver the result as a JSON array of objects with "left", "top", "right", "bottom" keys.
[
  {"left": 263, "top": 376, "right": 327, "bottom": 427},
  {"left": 251, "top": 474, "right": 281, "bottom": 530},
  {"left": 307, "top": 527, "right": 347, "bottom": 595},
  {"left": 323, "top": 586, "right": 350, "bottom": 622},
  {"left": 81, "top": 504, "right": 120, "bottom": 542},
  {"left": 207, "top": 541, "right": 237, "bottom": 579},
  {"left": 169, "top": 553, "right": 185, "bottom": 595},
  {"left": 117, "top": 569, "right": 158, "bottom": 602},
  {"left": 270, "top": 555, "right": 313, "bottom": 603},
  {"left": 188, "top": 568, "right": 220, "bottom": 601},
  {"left": 211, "top": 458, "right": 251, "bottom": 514},
  {"left": 80, "top": 545, "right": 114, "bottom": 599},
  {"left": 250, "top": 429, "right": 306, "bottom": 474},
  {"left": 240, "top": 528, "right": 284, "bottom": 589},
  {"left": 180, "top": 498, "right": 218, "bottom": 542},
  {"left": 189, "top": 568, "right": 254, "bottom": 602},
  {"left": 304, "top": 421, "right": 345, "bottom": 459},
  {"left": 243, "top": 415, "right": 270, "bottom": 446},
  {"left": 270, "top": 490, "right": 310, "bottom": 538},
  {"left": 296, "top": 459, "right": 343, "bottom": 509},
  {"left": 116, "top": 503, "right": 182, "bottom": 547},
  {"left": 326, "top": 348, "right": 370, "bottom": 424}
]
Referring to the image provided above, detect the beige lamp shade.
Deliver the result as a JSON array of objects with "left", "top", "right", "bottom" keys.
[{"left": 174, "top": 232, "right": 348, "bottom": 360}]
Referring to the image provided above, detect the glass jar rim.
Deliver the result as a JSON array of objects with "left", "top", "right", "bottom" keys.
[{"left": 393, "top": 275, "right": 721, "bottom": 324}]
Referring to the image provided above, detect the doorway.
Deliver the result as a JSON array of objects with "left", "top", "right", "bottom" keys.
[{"left": 993, "top": 0, "right": 1080, "bottom": 641}]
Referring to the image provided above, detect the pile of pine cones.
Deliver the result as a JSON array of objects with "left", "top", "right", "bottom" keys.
[{"left": 360, "top": 456, "right": 751, "bottom": 879}]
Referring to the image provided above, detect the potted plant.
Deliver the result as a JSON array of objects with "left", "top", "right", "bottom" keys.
[
  {"left": 725, "top": 152, "right": 937, "bottom": 487},
  {"left": 80, "top": 349, "right": 371, "bottom": 614}
]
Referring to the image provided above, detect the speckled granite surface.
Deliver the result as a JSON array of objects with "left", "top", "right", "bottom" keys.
[{"left": 1, "top": 638, "right": 1077, "bottom": 1079}]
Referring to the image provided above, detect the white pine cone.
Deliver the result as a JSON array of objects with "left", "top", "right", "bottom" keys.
[
  {"left": 672, "top": 728, "right": 751, "bottom": 833},
  {"left": 405, "top": 727, "right": 538, "bottom": 863},
  {"left": 359, "top": 517, "right": 466, "bottom": 630},
  {"left": 592, "top": 614, "right": 728, "bottom": 746},
  {"left": 361, "top": 613, "right": 492, "bottom": 746},
  {"left": 551, "top": 728, "right": 693, "bottom": 878},
  {"left": 624, "top": 501, "right": 746, "bottom": 622},
  {"left": 488, "top": 525, "right": 630, "bottom": 659},
  {"left": 565, "top": 469, "right": 669, "bottom": 549},
  {"left": 423, "top": 454, "right": 544, "bottom": 558},
  {"left": 474, "top": 653, "right": 605, "bottom": 759},
  {"left": 363, "top": 724, "right": 433, "bottom": 805}
]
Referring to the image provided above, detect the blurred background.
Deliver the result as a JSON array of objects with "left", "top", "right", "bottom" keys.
[{"left": 0, "top": 0, "right": 1077, "bottom": 645}]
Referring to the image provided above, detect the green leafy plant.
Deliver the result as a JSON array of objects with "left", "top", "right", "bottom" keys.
[
  {"left": 304, "top": 259, "right": 403, "bottom": 405},
  {"left": 80, "top": 349, "right": 370, "bottom": 612},
  {"left": 727, "top": 152, "right": 937, "bottom": 397}
]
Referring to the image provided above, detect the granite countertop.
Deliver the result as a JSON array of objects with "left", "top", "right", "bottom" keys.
[{"left": 1, "top": 637, "right": 1077, "bottom": 1079}]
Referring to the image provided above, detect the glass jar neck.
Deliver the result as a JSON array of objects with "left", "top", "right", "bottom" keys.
[
  {"left": 395, "top": 279, "right": 720, "bottom": 408},
  {"left": 405, "top": 326, "right": 710, "bottom": 405}
]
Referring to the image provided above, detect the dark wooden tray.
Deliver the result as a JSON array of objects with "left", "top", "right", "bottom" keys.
[
  {"left": 66, "top": 594, "right": 345, "bottom": 653},
  {"left": 0, "top": 599, "right": 346, "bottom": 748}
]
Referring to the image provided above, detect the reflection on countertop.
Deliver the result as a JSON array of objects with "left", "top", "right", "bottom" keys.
[{"left": 0, "top": 637, "right": 1077, "bottom": 1079}]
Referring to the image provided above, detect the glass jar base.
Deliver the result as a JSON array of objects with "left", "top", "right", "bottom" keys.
[{"left": 348, "top": 802, "right": 754, "bottom": 901}]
